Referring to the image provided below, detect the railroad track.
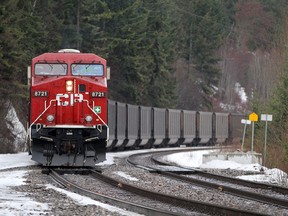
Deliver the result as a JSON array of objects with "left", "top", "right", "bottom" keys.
[
  {"left": 152, "top": 154, "right": 288, "bottom": 198},
  {"left": 127, "top": 150, "right": 288, "bottom": 210},
  {"left": 49, "top": 168, "right": 178, "bottom": 216},
  {"left": 152, "top": 154, "right": 288, "bottom": 195},
  {"left": 49, "top": 167, "right": 266, "bottom": 216}
]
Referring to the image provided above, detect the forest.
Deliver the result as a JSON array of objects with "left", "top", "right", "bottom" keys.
[{"left": 1, "top": 0, "right": 288, "bottom": 171}]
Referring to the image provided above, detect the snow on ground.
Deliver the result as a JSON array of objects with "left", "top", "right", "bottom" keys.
[
  {"left": 0, "top": 170, "right": 49, "bottom": 215},
  {"left": 46, "top": 184, "right": 141, "bottom": 216},
  {"left": 0, "top": 152, "right": 143, "bottom": 216},
  {"left": 0, "top": 149, "right": 287, "bottom": 215},
  {"left": 161, "top": 150, "right": 288, "bottom": 185},
  {"left": 114, "top": 171, "right": 139, "bottom": 181},
  {"left": 0, "top": 152, "right": 37, "bottom": 170},
  {"left": 0, "top": 153, "right": 48, "bottom": 215}
]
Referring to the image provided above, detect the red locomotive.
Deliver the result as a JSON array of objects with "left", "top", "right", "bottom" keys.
[{"left": 28, "top": 49, "right": 109, "bottom": 166}]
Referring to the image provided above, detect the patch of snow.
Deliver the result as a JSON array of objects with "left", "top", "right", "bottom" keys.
[
  {"left": 200, "top": 160, "right": 263, "bottom": 172},
  {"left": 162, "top": 150, "right": 216, "bottom": 168},
  {"left": 4, "top": 102, "right": 27, "bottom": 151},
  {"left": 219, "top": 83, "right": 248, "bottom": 112},
  {"left": 0, "top": 152, "right": 37, "bottom": 169},
  {"left": 46, "top": 184, "right": 143, "bottom": 216},
  {"left": 114, "top": 171, "right": 139, "bottom": 181},
  {"left": 0, "top": 170, "right": 49, "bottom": 215},
  {"left": 164, "top": 150, "right": 287, "bottom": 185},
  {"left": 235, "top": 82, "right": 247, "bottom": 103}
]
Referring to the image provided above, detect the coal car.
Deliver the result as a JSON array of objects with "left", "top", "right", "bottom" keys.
[{"left": 107, "top": 101, "right": 245, "bottom": 150}]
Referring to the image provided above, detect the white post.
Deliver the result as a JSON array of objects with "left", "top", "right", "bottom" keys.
[
  {"left": 242, "top": 123, "right": 247, "bottom": 151},
  {"left": 251, "top": 122, "right": 254, "bottom": 152},
  {"left": 241, "top": 119, "right": 251, "bottom": 152},
  {"left": 249, "top": 113, "right": 258, "bottom": 153},
  {"left": 261, "top": 114, "right": 272, "bottom": 166},
  {"left": 264, "top": 120, "right": 268, "bottom": 166}
]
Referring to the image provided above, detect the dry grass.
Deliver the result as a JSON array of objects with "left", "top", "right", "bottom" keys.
[{"left": 265, "top": 144, "right": 288, "bottom": 173}]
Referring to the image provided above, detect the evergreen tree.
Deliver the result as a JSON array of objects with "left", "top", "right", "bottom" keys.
[
  {"left": 265, "top": 50, "right": 288, "bottom": 165},
  {"left": 0, "top": 0, "right": 25, "bottom": 100},
  {"left": 175, "top": 0, "right": 229, "bottom": 110},
  {"left": 141, "top": 0, "right": 177, "bottom": 107},
  {"left": 79, "top": 0, "right": 177, "bottom": 107},
  {"left": 0, "top": 0, "right": 62, "bottom": 123}
]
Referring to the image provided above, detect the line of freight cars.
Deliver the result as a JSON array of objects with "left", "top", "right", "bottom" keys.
[{"left": 107, "top": 100, "right": 245, "bottom": 150}]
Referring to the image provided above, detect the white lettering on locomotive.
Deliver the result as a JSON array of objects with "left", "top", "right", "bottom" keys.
[{"left": 56, "top": 93, "right": 83, "bottom": 106}]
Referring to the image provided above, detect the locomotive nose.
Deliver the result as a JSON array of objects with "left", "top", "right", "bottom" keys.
[{"left": 29, "top": 51, "right": 108, "bottom": 167}]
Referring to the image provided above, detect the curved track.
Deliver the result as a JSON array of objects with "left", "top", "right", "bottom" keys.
[
  {"left": 49, "top": 168, "right": 179, "bottom": 216},
  {"left": 153, "top": 154, "right": 288, "bottom": 195},
  {"left": 89, "top": 168, "right": 266, "bottom": 215},
  {"left": 50, "top": 167, "right": 266, "bottom": 216},
  {"left": 50, "top": 167, "right": 263, "bottom": 215},
  {"left": 127, "top": 150, "right": 288, "bottom": 211}
]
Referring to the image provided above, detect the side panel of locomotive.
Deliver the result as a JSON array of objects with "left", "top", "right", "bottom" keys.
[{"left": 28, "top": 49, "right": 108, "bottom": 166}]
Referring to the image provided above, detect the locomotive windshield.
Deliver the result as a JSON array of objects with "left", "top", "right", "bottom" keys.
[
  {"left": 71, "top": 64, "right": 104, "bottom": 76},
  {"left": 35, "top": 63, "right": 67, "bottom": 75}
]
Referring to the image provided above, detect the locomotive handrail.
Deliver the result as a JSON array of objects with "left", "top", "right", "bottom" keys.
[
  {"left": 28, "top": 99, "right": 109, "bottom": 142},
  {"left": 28, "top": 99, "right": 57, "bottom": 141},
  {"left": 83, "top": 99, "right": 109, "bottom": 142}
]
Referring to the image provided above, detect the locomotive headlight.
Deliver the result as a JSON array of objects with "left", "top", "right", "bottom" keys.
[
  {"left": 47, "top": 115, "right": 54, "bottom": 122},
  {"left": 66, "top": 80, "right": 73, "bottom": 92},
  {"left": 85, "top": 115, "right": 93, "bottom": 122}
]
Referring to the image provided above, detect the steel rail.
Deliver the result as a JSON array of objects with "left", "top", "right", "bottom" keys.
[
  {"left": 152, "top": 155, "right": 288, "bottom": 195},
  {"left": 154, "top": 169, "right": 288, "bottom": 209},
  {"left": 89, "top": 169, "right": 266, "bottom": 216},
  {"left": 48, "top": 168, "right": 181, "bottom": 216},
  {"left": 128, "top": 151, "right": 288, "bottom": 209}
]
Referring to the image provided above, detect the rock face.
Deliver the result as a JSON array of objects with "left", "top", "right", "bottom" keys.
[{"left": 0, "top": 101, "right": 27, "bottom": 153}]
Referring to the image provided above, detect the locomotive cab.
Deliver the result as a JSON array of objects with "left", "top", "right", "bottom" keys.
[{"left": 28, "top": 49, "right": 109, "bottom": 166}]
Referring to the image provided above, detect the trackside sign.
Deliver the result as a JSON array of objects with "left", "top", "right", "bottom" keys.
[
  {"left": 249, "top": 112, "right": 258, "bottom": 122},
  {"left": 261, "top": 114, "right": 272, "bottom": 121}
]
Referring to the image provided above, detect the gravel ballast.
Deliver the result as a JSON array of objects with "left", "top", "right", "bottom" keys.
[{"left": 9, "top": 156, "right": 288, "bottom": 216}]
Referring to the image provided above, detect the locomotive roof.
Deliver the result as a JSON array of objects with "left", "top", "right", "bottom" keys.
[{"left": 32, "top": 51, "right": 106, "bottom": 64}]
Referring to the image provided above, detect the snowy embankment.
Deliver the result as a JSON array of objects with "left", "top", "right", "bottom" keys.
[
  {"left": 162, "top": 150, "right": 288, "bottom": 186},
  {"left": 1, "top": 102, "right": 27, "bottom": 152}
]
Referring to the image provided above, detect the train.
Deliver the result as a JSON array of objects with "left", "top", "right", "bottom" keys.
[
  {"left": 27, "top": 49, "right": 109, "bottom": 166},
  {"left": 27, "top": 49, "right": 245, "bottom": 167},
  {"left": 107, "top": 101, "right": 245, "bottom": 150}
]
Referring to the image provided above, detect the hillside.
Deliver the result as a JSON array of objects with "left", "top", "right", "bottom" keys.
[{"left": 0, "top": 0, "right": 288, "bottom": 170}]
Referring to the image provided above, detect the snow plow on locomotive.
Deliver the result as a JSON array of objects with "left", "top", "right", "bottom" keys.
[{"left": 28, "top": 49, "right": 109, "bottom": 166}]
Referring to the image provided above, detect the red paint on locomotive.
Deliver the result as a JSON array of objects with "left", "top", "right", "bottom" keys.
[{"left": 28, "top": 49, "right": 108, "bottom": 166}]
